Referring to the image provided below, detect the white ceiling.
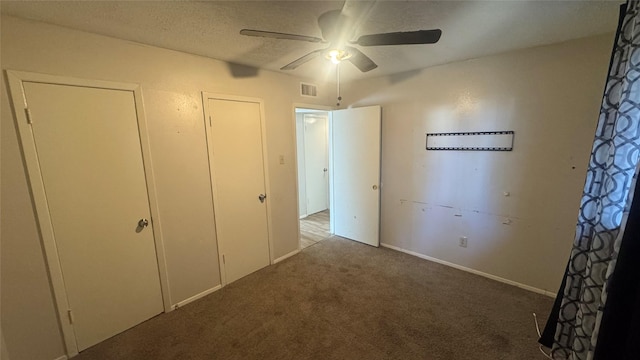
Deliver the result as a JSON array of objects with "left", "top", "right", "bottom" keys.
[{"left": 1, "top": 0, "right": 622, "bottom": 82}]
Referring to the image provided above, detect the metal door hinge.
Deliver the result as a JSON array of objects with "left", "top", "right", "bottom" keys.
[
  {"left": 68, "top": 309, "right": 75, "bottom": 324},
  {"left": 209, "top": 116, "right": 212, "bottom": 127},
  {"left": 222, "top": 254, "right": 226, "bottom": 264},
  {"left": 25, "top": 108, "right": 33, "bottom": 124}
]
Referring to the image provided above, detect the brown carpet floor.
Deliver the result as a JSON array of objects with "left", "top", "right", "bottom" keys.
[{"left": 76, "top": 236, "right": 552, "bottom": 360}]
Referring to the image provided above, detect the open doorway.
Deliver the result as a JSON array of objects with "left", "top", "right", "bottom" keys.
[
  {"left": 295, "top": 105, "right": 382, "bottom": 249},
  {"left": 295, "top": 107, "right": 332, "bottom": 249}
]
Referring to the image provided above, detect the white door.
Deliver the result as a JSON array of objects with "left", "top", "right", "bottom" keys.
[
  {"left": 23, "top": 82, "right": 164, "bottom": 351},
  {"left": 206, "top": 98, "right": 271, "bottom": 284},
  {"left": 304, "top": 114, "right": 329, "bottom": 215},
  {"left": 331, "top": 106, "right": 381, "bottom": 247}
]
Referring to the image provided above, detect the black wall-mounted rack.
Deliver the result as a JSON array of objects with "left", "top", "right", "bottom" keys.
[{"left": 426, "top": 130, "right": 514, "bottom": 151}]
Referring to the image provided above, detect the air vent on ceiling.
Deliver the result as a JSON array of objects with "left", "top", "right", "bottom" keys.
[{"left": 300, "top": 82, "right": 318, "bottom": 97}]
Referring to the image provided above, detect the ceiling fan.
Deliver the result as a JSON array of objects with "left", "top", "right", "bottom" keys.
[{"left": 239, "top": 9, "right": 442, "bottom": 73}]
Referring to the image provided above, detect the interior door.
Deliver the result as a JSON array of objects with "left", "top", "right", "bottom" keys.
[
  {"left": 207, "top": 98, "right": 271, "bottom": 284},
  {"left": 304, "top": 113, "right": 329, "bottom": 215},
  {"left": 23, "top": 82, "right": 164, "bottom": 351},
  {"left": 331, "top": 106, "right": 381, "bottom": 247}
]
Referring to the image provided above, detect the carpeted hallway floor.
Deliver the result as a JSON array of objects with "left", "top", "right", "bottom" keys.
[{"left": 76, "top": 237, "right": 552, "bottom": 360}]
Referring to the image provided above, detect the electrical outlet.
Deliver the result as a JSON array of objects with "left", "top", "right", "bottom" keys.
[{"left": 459, "top": 236, "right": 468, "bottom": 248}]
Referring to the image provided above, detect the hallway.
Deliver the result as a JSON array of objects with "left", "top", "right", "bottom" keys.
[{"left": 300, "top": 210, "right": 330, "bottom": 249}]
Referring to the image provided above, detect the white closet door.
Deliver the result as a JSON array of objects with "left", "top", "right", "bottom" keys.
[
  {"left": 207, "top": 98, "right": 271, "bottom": 284},
  {"left": 23, "top": 82, "right": 163, "bottom": 351}
]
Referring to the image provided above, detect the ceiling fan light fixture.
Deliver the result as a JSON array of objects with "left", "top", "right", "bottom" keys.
[
  {"left": 242, "top": 9, "right": 441, "bottom": 73},
  {"left": 326, "top": 49, "right": 351, "bottom": 64}
]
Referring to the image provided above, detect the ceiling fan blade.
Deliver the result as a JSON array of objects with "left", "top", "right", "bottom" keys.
[
  {"left": 281, "top": 49, "right": 325, "bottom": 70},
  {"left": 354, "top": 29, "right": 442, "bottom": 46},
  {"left": 345, "top": 46, "right": 377, "bottom": 72},
  {"left": 240, "top": 29, "right": 323, "bottom": 43}
]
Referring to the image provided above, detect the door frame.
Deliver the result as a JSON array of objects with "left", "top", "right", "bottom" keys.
[
  {"left": 202, "top": 93, "right": 274, "bottom": 286},
  {"left": 292, "top": 104, "right": 334, "bottom": 250},
  {"left": 6, "top": 70, "right": 172, "bottom": 357}
]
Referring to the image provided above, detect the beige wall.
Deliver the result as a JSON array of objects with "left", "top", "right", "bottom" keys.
[
  {"left": 0, "top": 16, "right": 332, "bottom": 360},
  {"left": 343, "top": 34, "right": 614, "bottom": 293},
  {"left": 1, "top": 331, "right": 9, "bottom": 360}
]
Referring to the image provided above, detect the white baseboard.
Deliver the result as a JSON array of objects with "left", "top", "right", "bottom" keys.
[
  {"left": 172, "top": 285, "right": 222, "bottom": 309},
  {"left": 54, "top": 356, "right": 68, "bottom": 360},
  {"left": 380, "top": 243, "right": 555, "bottom": 298},
  {"left": 273, "top": 249, "right": 300, "bottom": 264}
]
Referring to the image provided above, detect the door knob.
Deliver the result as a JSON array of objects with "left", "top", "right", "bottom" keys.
[
  {"left": 258, "top": 194, "right": 267, "bottom": 203},
  {"left": 138, "top": 219, "right": 149, "bottom": 228},
  {"left": 323, "top": 168, "right": 328, "bottom": 172},
  {"left": 372, "top": 185, "right": 378, "bottom": 190}
]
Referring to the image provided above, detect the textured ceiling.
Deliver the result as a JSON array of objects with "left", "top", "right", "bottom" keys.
[{"left": 1, "top": 0, "right": 622, "bottom": 82}]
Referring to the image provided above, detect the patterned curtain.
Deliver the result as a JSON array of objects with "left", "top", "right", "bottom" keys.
[{"left": 552, "top": 1, "right": 640, "bottom": 359}]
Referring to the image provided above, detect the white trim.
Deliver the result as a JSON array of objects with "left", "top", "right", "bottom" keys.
[
  {"left": 273, "top": 249, "right": 300, "bottom": 264},
  {"left": 133, "top": 87, "right": 173, "bottom": 313},
  {"left": 173, "top": 285, "right": 222, "bottom": 309},
  {"left": 380, "top": 243, "right": 555, "bottom": 297},
  {"left": 293, "top": 103, "right": 334, "bottom": 112},
  {"left": 259, "top": 100, "right": 276, "bottom": 266},
  {"left": 292, "top": 109, "right": 303, "bottom": 251},
  {"left": 201, "top": 94, "right": 227, "bottom": 287},
  {"left": 5, "top": 70, "right": 172, "bottom": 358},
  {"left": 328, "top": 110, "right": 335, "bottom": 235},
  {"left": 7, "top": 70, "right": 139, "bottom": 91},
  {"left": 53, "top": 356, "right": 68, "bottom": 360}
]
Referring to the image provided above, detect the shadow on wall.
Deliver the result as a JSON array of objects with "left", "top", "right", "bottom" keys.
[
  {"left": 226, "top": 39, "right": 321, "bottom": 79},
  {"left": 226, "top": 62, "right": 260, "bottom": 78}
]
